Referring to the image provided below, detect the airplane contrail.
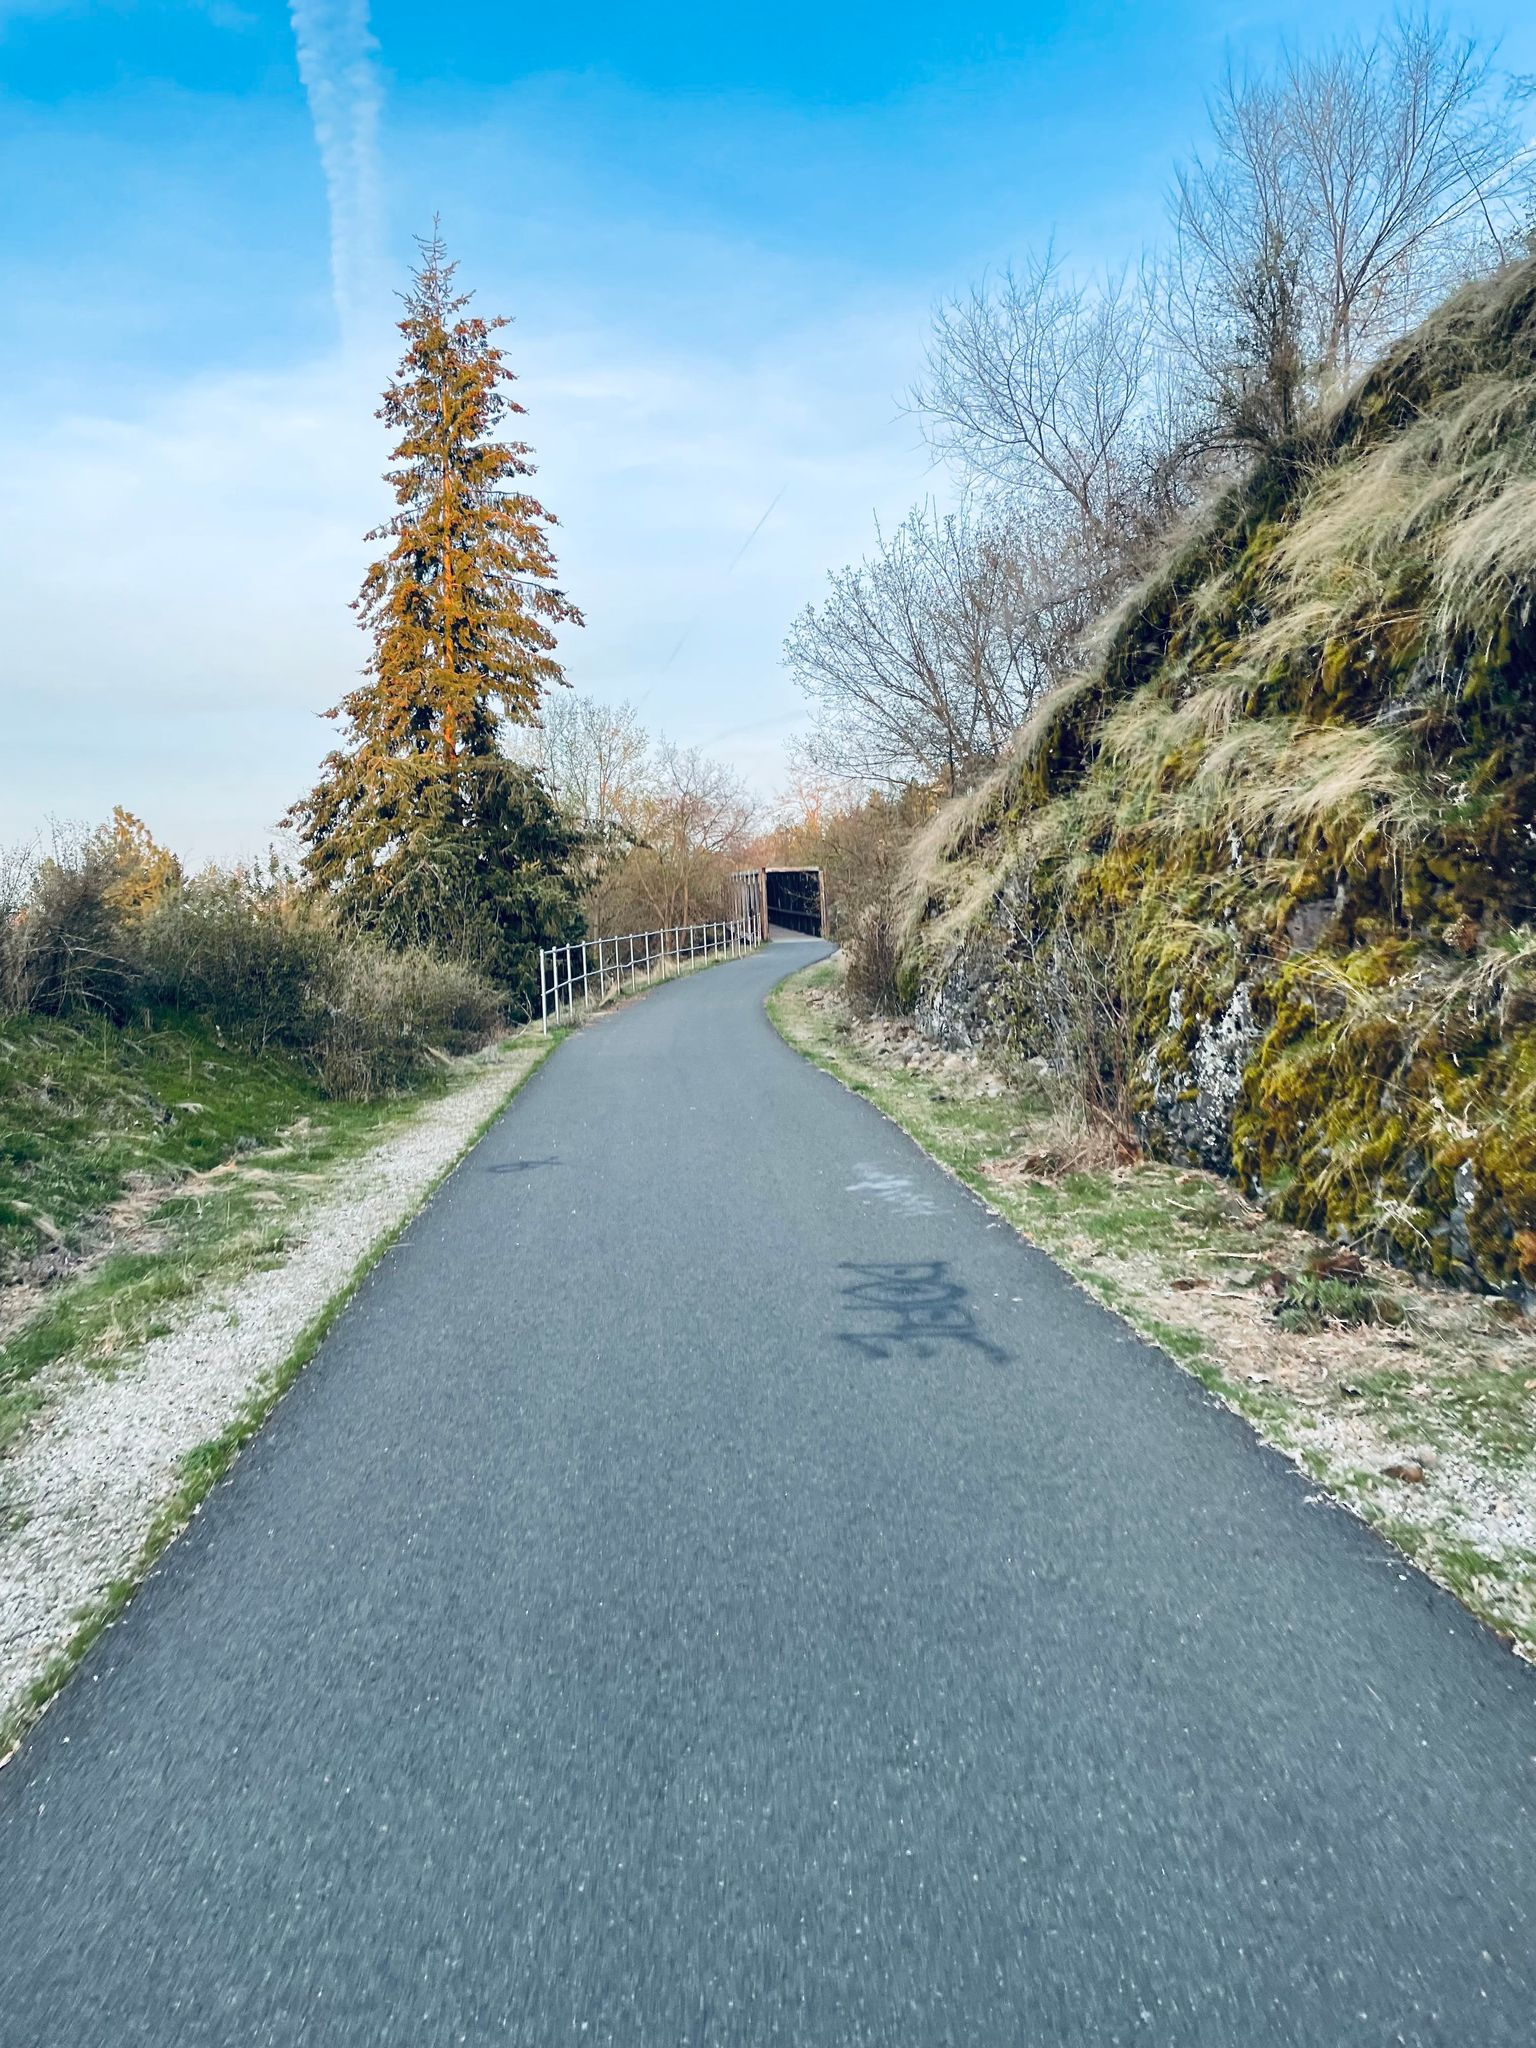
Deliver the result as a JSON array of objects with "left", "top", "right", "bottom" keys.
[
  {"left": 652, "top": 485, "right": 789, "bottom": 683},
  {"left": 724, "top": 484, "right": 788, "bottom": 574},
  {"left": 288, "top": 0, "right": 386, "bottom": 342}
]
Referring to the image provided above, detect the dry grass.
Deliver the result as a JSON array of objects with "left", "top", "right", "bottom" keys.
[
  {"left": 1052, "top": 686, "right": 1420, "bottom": 860},
  {"left": 1248, "top": 371, "right": 1536, "bottom": 664},
  {"left": 892, "top": 767, "right": 1013, "bottom": 964},
  {"left": 1009, "top": 670, "right": 1099, "bottom": 771},
  {"left": 1438, "top": 475, "right": 1536, "bottom": 619},
  {"left": 1205, "top": 721, "right": 1419, "bottom": 850}
]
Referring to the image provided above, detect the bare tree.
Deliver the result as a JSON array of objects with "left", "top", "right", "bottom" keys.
[
  {"left": 796, "top": 19, "right": 1536, "bottom": 810},
  {"left": 917, "top": 253, "right": 1183, "bottom": 547},
  {"left": 516, "top": 693, "right": 651, "bottom": 834},
  {"left": 912, "top": 251, "right": 1198, "bottom": 682},
  {"left": 1170, "top": 16, "right": 1536, "bottom": 447},
  {"left": 525, "top": 707, "right": 759, "bottom": 935},
  {"left": 623, "top": 743, "right": 756, "bottom": 929},
  {"left": 634, "top": 745, "right": 761, "bottom": 929},
  {"left": 784, "top": 500, "right": 1067, "bottom": 793}
]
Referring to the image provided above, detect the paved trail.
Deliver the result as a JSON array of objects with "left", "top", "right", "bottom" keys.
[{"left": 3, "top": 943, "right": 1535, "bottom": 2046}]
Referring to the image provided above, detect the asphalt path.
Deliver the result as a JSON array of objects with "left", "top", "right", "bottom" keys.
[{"left": 3, "top": 940, "right": 1536, "bottom": 2045}]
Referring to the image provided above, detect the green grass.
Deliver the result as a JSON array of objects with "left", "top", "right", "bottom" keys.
[
  {"left": 0, "top": 1014, "right": 516, "bottom": 1454},
  {"left": 1354, "top": 1357, "right": 1536, "bottom": 1470},
  {"left": 0, "top": 1014, "right": 365, "bottom": 1265}
]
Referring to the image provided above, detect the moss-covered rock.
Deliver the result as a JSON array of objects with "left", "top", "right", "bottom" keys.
[{"left": 902, "top": 260, "right": 1536, "bottom": 1296}]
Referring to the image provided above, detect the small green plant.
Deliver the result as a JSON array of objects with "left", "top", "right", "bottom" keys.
[{"left": 1273, "top": 1271, "right": 1397, "bottom": 1333}]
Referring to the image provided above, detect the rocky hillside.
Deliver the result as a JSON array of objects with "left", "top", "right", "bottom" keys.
[{"left": 900, "top": 259, "right": 1536, "bottom": 1296}]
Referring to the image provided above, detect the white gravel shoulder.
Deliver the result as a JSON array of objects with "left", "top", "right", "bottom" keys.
[{"left": 0, "top": 1042, "right": 544, "bottom": 1731}]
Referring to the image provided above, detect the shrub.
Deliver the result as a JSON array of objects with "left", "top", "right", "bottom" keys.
[
  {"left": 131, "top": 878, "right": 334, "bottom": 1051},
  {"left": 308, "top": 945, "right": 503, "bottom": 1098},
  {"left": 95, "top": 808, "right": 182, "bottom": 922},
  {"left": 133, "top": 881, "right": 502, "bottom": 1094},
  {"left": 1, "top": 829, "right": 133, "bottom": 1021},
  {"left": 844, "top": 902, "right": 903, "bottom": 1016},
  {"left": 1, "top": 829, "right": 505, "bottom": 1099}
]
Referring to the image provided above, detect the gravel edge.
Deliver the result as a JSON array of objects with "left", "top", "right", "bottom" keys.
[{"left": 0, "top": 1036, "right": 551, "bottom": 1754}]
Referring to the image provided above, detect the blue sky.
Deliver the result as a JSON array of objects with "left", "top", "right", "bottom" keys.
[{"left": 3, "top": 1, "right": 1534, "bottom": 856}]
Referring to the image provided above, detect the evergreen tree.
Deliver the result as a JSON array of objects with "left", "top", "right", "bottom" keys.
[
  {"left": 289, "top": 231, "right": 584, "bottom": 988},
  {"left": 364, "top": 760, "right": 587, "bottom": 1014}
]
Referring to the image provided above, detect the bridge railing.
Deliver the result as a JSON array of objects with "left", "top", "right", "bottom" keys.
[{"left": 538, "top": 919, "right": 759, "bottom": 1033}]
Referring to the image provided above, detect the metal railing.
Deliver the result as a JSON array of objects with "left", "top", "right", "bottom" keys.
[{"left": 539, "top": 918, "right": 759, "bottom": 1033}]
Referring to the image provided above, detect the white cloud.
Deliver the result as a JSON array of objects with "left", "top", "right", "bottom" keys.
[
  {"left": 0, "top": 349, "right": 388, "bottom": 858},
  {"left": 0, "top": 298, "right": 933, "bottom": 861}
]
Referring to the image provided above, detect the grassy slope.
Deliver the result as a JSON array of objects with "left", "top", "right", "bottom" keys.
[
  {"left": 771, "top": 960, "right": 1536, "bottom": 1660},
  {"left": 0, "top": 1015, "right": 522, "bottom": 1453}
]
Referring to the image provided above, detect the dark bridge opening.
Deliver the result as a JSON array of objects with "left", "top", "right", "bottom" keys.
[
  {"left": 728, "top": 866, "right": 824, "bottom": 940},
  {"left": 764, "top": 867, "right": 823, "bottom": 937}
]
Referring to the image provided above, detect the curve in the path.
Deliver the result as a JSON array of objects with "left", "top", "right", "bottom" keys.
[{"left": 2, "top": 942, "right": 1535, "bottom": 2047}]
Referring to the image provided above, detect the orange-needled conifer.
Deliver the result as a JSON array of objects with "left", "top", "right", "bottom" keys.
[{"left": 290, "top": 232, "right": 582, "bottom": 929}]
